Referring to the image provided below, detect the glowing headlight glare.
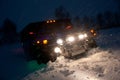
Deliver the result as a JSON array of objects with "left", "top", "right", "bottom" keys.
[
  {"left": 84, "top": 33, "right": 87, "bottom": 37},
  {"left": 56, "top": 39, "right": 63, "bottom": 45},
  {"left": 54, "top": 47, "right": 61, "bottom": 53},
  {"left": 78, "top": 34, "right": 84, "bottom": 39},
  {"left": 67, "top": 36, "right": 75, "bottom": 42}
]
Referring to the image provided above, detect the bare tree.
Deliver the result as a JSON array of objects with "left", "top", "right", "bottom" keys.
[
  {"left": 82, "top": 16, "right": 92, "bottom": 29},
  {"left": 114, "top": 12, "right": 120, "bottom": 26},
  {"left": 2, "top": 18, "right": 18, "bottom": 44},
  {"left": 74, "top": 16, "right": 82, "bottom": 28},
  {"left": 104, "top": 11, "right": 114, "bottom": 27},
  {"left": 96, "top": 13, "right": 104, "bottom": 29}
]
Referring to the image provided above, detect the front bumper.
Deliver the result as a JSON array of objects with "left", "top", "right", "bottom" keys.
[{"left": 54, "top": 40, "right": 87, "bottom": 58}]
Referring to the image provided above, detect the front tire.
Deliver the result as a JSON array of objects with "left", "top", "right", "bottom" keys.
[
  {"left": 87, "top": 38, "right": 97, "bottom": 48},
  {"left": 50, "top": 53, "right": 57, "bottom": 62},
  {"left": 36, "top": 52, "right": 50, "bottom": 64}
]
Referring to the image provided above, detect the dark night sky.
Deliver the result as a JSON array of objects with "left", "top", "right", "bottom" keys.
[{"left": 0, "top": 0, "right": 118, "bottom": 32}]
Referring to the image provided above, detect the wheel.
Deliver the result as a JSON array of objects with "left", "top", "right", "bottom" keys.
[
  {"left": 37, "top": 56, "right": 49, "bottom": 64},
  {"left": 89, "top": 39, "right": 97, "bottom": 48},
  {"left": 68, "top": 52, "right": 72, "bottom": 58},
  {"left": 36, "top": 52, "right": 50, "bottom": 64},
  {"left": 87, "top": 38, "right": 97, "bottom": 48},
  {"left": 50, "top": 53, "right": 57, "bottom": 62},
  {"left": 36, "top": 59, "right": 42, "bottom": 64},
  {"left": 64, "top": 50, "right": 72, "bottom": 58}
]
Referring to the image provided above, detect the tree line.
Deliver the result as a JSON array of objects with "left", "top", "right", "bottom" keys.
[{"left": 55, "top": 6, "right": 120, "bottom": 30}]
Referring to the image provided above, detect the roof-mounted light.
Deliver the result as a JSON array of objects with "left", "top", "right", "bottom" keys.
[{"left": 46, "top": 20, "right": 56, "bottom": 23}]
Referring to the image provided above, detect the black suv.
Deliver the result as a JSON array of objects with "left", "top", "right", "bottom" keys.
[{"left": 20, "top": 19, "right": 97, "bottom": 64}]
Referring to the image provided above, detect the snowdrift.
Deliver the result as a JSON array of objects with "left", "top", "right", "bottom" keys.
[{"left": 23, "top": 48, "right": 120, "bottom": 80}]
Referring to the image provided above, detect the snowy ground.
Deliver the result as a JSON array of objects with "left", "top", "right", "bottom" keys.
[
  {"left": 23, "top": 51, "right": 120, "bottom": 80},
  {"left": 0, "top": 27, "right": 120, "bottom": 80},
  {"left": 22, "top": 27, "right": 120, "bottom": 80}
]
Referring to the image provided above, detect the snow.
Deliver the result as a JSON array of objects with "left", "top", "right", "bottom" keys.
[
  {"left": 0, "top": 27, "right": 120, "bottom": 80},
  {"left": 22, "top": 27, "right": 120, "bottom": 80},
  {"left": 22, "top": 49, "right": 120, "bottom": 80}
]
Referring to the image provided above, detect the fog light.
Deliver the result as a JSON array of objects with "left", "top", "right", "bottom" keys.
[
  {"left": 54, "top": 47, "right": 61, "bottom": 53},
  {"left": 66, "top": 36, "right": 75, "bottom": 42},
  {"left": 78, "top": 34, "right": 84, "bottom": 39},
  {"left": 56, "top": 39, "right": 63, "bottom": 45}
]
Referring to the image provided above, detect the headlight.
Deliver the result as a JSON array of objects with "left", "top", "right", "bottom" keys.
[
  {"left": 54, "top": 47, "right": 61, "bottom": 53},
  {"left": 84, "top": 33, "right": 87, "bottom": 37},
  {"left": 56, "top": 39, "right": 63, "bottom": 45},
  {"left": 66, "top": 36, "right": 75, "bottom": 42},
  {"left": 78, "top": 33, "right": 87, "bottom": 40}
]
